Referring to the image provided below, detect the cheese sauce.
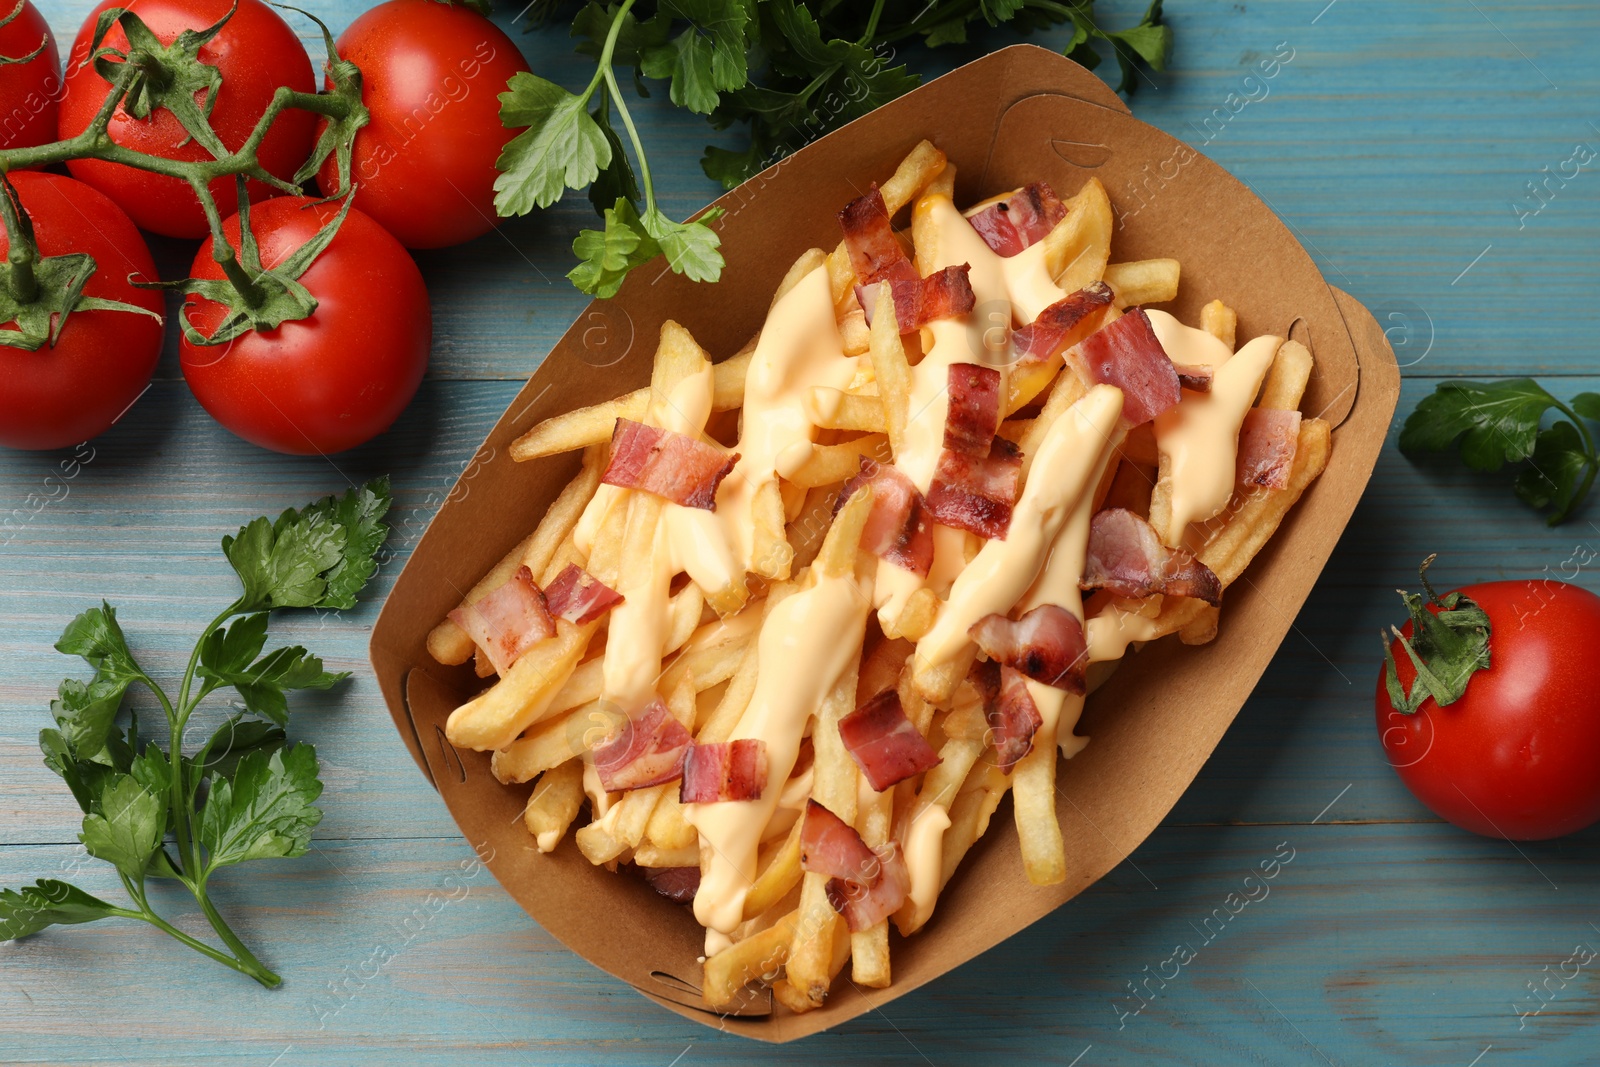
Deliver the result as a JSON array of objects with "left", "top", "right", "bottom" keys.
[
  {"left": 1148, "top": 311, "right": 1282, "bottom": 542},
  {"left": 683, "top": 568, "right": 872, "bottom": 944}
]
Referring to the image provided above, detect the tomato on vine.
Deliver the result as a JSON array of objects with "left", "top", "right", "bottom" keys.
[
  {"left": 0, "top": 172, "right": 164, "bottom": 450},
  {"left": 315, "top": 0, "right": 530, "bottom": 249},
  {"left": 177, "top": 195, "right": 431, "bottom": 455},
  {"left": 0, "top": 0, "right": 61, "bottom": 153},
  {"left": 58, "top": 0, "right": 316, "bottom": 239}
]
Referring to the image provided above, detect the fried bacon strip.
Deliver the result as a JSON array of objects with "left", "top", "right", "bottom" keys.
[{"left": 1082, "top": 508, "right": 1222, "bottom": 606}]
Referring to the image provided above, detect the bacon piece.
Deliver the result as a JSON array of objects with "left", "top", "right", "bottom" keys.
[
  {"left": 800, "top": 799, "right": 879, "bottom": 883},
  {"left": 803, "top": 800, "right": 912, "bottom": 932},
  {"left": 447, "top": 566, "right": 553, "bottom": 675},
  {"left": 942, "top": 362, "right": 1002, "bottom": 457},
  {"left": 839, "top": 185, "right": 919, "bottom": 286},
  {"left": 593, "top": 701, "right": 692, "bottom": 792},
  {"left": 924, "top": 436, "right": 1023, "bottom": 540},
  {"left": 679, "top": 739, "right": 768, "bottom": 803},
  {"left": 1011, "top": 282, "right": 1115, "bottom": 364},
  {"left": 838, "top": 458, "right": 933, "bottom": 577},
  {"left": 826, "top": 843, "right": 911, "bottom": 933},
  {"left": 1175, "top": 364, "right": 1214, "bottom": 392},
  {"left": 1236, "top": 408, "right": 1302, "bottom": 490},
  {"left": 1080, "top": 308, "right": 1182, "bottom": 426},
  {"left": 1082, "top": 508, "right": 1223, "bottom": 606},
  {"left": 837, "top": 689, "right": 943, "bottom": 791},
  {"left": 541, "top": 563, "right": 623, "bottom": 624},
  {"left": 601, "top": 419, "right": 737, "bottom": 511},
  {"left": 971, "top": 660, "right": 1045, "bottom": 773},
  {"left": 966, "top": 182, "right": 1068, "bottom": 257},
  {"left": 968, "top": 604, "right": 1088, "bottom": 694},
  {"left": 855, "top": 265, "right": 976, "bottom": 332},
  {"left": 641, "top": 865, "right": 700, "bottom": 904}
]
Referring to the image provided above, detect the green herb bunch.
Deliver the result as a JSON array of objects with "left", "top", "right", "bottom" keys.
[
  {"left": 494, "top": 0, "right": 1171, "bottom": 297},
  {"left": 0, "top": 479, "right": 392, "bottom": 987}
]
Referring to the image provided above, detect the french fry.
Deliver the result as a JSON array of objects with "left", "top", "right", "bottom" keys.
[
  {"left": 838, "top": 307, "right": 871, "bottom": 356},
  {"left": 1046, "top": 178, "right": 1113, "bottom": 293},
  {"left": 788, "top": 485, "right": 842, "bottom": 572},
  {"left": 633, "top": 842, "right": 700, "bottom": 867},
  {"left": 1017, "top": 364, "right": 1089, "bottom": 478},
  {"left": 664, "top": 583, "right": 705, "bottom": 656},
  {"left": 428, "top": 530, "right": 537, "bottom": 666},
  {"left": 523, "top": 760, "right": 585, "bottom": 853},
  {"left": 788, "top": 435, "right": 891, "bottom": 489},
  {"left": 748, "top": 478, "right": 794, "bottom": 580},
  {"left": 1004, "top": 359, "right": 1062, "bottom": 417},
  {"left": 742, "top": 814, "right": 804, "bottom": 921},
  {"left": 785, "top": 653, "right": 861, "bottom": 1008},
  {"left": 810, "top": 388, "right": 888, "bottom": 434},
  {"left": 702, "top": 909, "right": 800, "bottom": 1009},
  {"left": 509, "top": 351, "right": 752, "bottom": 462},
  {"left": 886, "top": 586, "right": 939, "bottom": 642},
  {"left": 940, "top": 763, "right": 1011, "bottom": 887},
  {"left": 490, "top": 703, "right": 586, "bottom": 784},
  {"left": 1103, "top": 258, "right": 1181, "bottom": 308},
  {"left": 447, "top": 618, "right": 599, "bottom": 752},
  {"left": 1201, "top": 299, "right": 1237, "bottom": 350},
  {"left": 1012, "top": 694, "right": 1067, "bottom": 886},
  {"left": 1203, "top": 418, "right": 1331, "bottom": 586},
  {"left": 893, "top": 737, "right": 983, "bottom": 936},
  {"left": 868, "top": 285, "right": 911, "bottom": 456},
  {"left": 697, "top": 583, "right": 796, "bottom": 743},
  {"left": 827, "top": 140, "right": 948, "bottom": 304},
  {"left": 852, "top": 774, "right": 895, "bottom": 987},
  {"left": 1260, "top": 339, "right": 1314, "bottom": 411},
  {"left": 1179, "top": 608, "right": 1220, "bottom": 645}
]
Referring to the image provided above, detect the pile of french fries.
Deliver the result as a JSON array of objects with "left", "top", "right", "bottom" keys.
[{"left": 430, "top": 140, "right": 1330, "bottom": 1011}]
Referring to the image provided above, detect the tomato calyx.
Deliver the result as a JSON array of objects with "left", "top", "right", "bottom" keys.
[
  {"left": 87, "top": 3, "right": 239, "bottom": 158},
  {"left": 145, "top": 182, "right": 354, "bottom": 345},
  {"left": 283, "top": 6, "right": 369, "bottom": 196},
  {"left": 0, "top": 175, "right": 163, "bottom": 351},
  {"left": 1381, "top": 554, "right": 1493, "bottom": 715}
]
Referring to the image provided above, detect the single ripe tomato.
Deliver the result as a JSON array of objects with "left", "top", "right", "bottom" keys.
[
  {"left": 0, "top": 0, "right": 62, "bottom": 153},
  {"left": 58, "top": 0, "right": 315, "bottom": 239},
  {"left": 0, "top": 172, "right": 164, "bottom": 450},
  {"left": 316, "top": 0, "right": 529, "bottom": 249},
  {"left": 179, "top": 196, "right": 430, "bottom": 455},
  {"left": 1376, "top": 565, "right": 1600, "bottom": 840}
]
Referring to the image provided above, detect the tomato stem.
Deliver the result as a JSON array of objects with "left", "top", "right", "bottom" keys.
[{"left": 0, "top": 174, "right": 39, "bottom": 304}]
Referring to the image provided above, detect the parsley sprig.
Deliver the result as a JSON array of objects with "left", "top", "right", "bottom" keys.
[
  {"left": 1400, "top": 379, "right": 1600, "bottom": 525},
  {"left": 0, "top": 479, "right": 391, "bottom": 987},
  {"left": 495, "top": 0, "right": 1171, "bottom": 298}
]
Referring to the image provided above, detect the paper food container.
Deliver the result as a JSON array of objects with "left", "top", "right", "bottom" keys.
[{"left": 369, "top": 43, "right": 1400, "bottom": 1042}]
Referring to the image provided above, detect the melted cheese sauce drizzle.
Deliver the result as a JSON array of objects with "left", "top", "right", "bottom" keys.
[
  {"left": 913, "top": 385, "right": 1124, "bottom": 674},
  {"left": 684, "top": 569, "right": 872, "bottom": 944},
  {"left": 1148, "top": 311, "right": 1282, "bottom": 541}
]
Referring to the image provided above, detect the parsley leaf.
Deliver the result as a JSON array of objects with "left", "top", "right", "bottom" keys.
[
  {"left": 643, "top": 206, "right": 726, "bottom": 283},
  {"left": 1401, "top": 379, "right": 1600, "bottom": 525},
  {"left": 640, "top": 0, "right": 751, "bottom": 114},
  {"left": 224, "top": 480, "right": 391, "bottom": 612},
  {"left": 2, "top": 479, "right": 387, "bottom": 988},
  {"left": 569, "top": 197, "right": 660, "bottom": 298},
  {"left": 0, "top": 880, "right": 125, "bottom": 940},
  {"left": 80, "top": 775, "right": 166, "bottom": 878},
  {"left": 198, "top": 745, "right": 323, "bottom": 871},
  {"left": 494, "top": 72, "right": 613, "bottom": 216}
]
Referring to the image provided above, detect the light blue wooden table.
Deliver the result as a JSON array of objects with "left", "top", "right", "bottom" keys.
[{"left": 5, "top": 1, "right": 1599, "bottom": 1063}]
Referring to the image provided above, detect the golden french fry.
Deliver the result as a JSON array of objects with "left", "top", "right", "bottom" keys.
[
  {"left": 868, "top": 285, "right": 910, "bottom": 456},
  {"left": 881, "top": 140, "right": 948, "bottom": 215},
  {"left": 1260, "top": 339, "right": 1314, "bottom": 412},
  {"left": 521, "top": 760, "right": 585, "bottom": 853},
  {"left": 838, "top": 307, "right": 870, "bottom": 356},
  {"left": 447, "top": 618, "right": 599, "bottom": 752},
  {"left": 1012, "top": 702, "right": 1066, "bottom": 886},
  {"left": 702, "top": 909, "right": 799, "bottom": 1009},
  {"left": 1103, "top": 258, "right": 1180, "bottom": 308},
  {"left": 786, "top": 485, "right": 842, "bottom": 572},
  {"left": 815, "top": 484, "right": 872, "bottom": 578},
  {"left": 743, "top": 814, "right": 804, "bottom": 921},
  {"left": 811, "top": 388, "right": 888, "bottom": 434},
  {"left": 851, "top": 769, "right": 895, "bottom": 987},
  {"left": 490, "top": 703, "right": 587, "bottom": 784},
  {"left": 1017, "top": 364, "right": 1089, "bottom": 478},
  {"left": 892, "top": 737, "right": 984, "bottom": 936},
  {"left": 788, "top": 435, "right": 891, "bottom": 489},
  {"left": 1204, "top": 418, "right": 1331, "bottom": 586},
  {"left": 1004, "top": 359, "right": 1062, "bottom": 418},
  {"left": 892, "top": 587, "right": 940, "bottom": 642},
  {"left": 696, "top": 583, "right": 795, "bottom": 743},
  {"left": 1046, "top": 178, "right": 1113, "bottom": 292},
  {"left": 633, "top": 842, "right": 700, "bottom": 867},
  {"left": 785, "top": 653, "right": 861, "bottom": 1007},
  {"left": 1179, "top": 607, "right": 1220, "bottom": 645},
  {"left": 577, "top": 782, "right": 666, "bottom": 865},
  {"left": 747, "top": 477, "right": 794, "bottom": 581},
  {"left": 1201, "top": 299, "right": 1237, "bottom": 350},
  {"left": 428, "top": 531, "right": 537, "bottom": 666},
  {"left": 940, "top": 763, "right": 1011, "bottom": 887}
]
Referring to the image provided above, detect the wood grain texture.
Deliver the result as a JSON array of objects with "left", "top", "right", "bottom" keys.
[{"left": 5, "top": 0, "right": 1600, "bottom": 1062}]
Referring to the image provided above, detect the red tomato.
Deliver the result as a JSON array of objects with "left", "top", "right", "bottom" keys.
[
  {"left": 316, "top": 0, "right": 529, "bottom": 249},
  {"left": 0, "top": 0, "right": 62, "bottom": 153},
  {"left": 58, "top": 0, "right": 315, "bottom": 238},
  {"left": 0, "top": 172, "right": 164, "bottom": 450},
  {"left": 1377, "top": 578, "right": 1600, "bottom": 840},
  {"left": 179, "top": 196, "right": 430, "bottom": 455}
]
